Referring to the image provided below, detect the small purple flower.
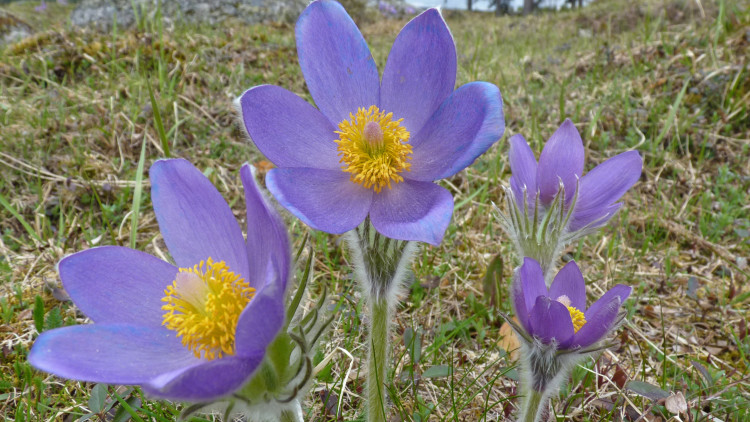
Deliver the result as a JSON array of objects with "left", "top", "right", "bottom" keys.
[
  {"left": 35, "top": 1, "right": 47, "bottom": 12},
  {"left": 238, "top": 0, "right": 504, "bottom": 246},
  {"left": 513, "top": 257, "right": 631, "bottom": 350},
  {"left": 29, "top": 159, "right": 290, "bottom": 402},
  {"left": 509, "top": 119, "right": 642, "bottom": 231}
]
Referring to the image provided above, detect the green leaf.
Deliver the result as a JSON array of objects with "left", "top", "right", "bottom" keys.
[
  {"left": 690, "top": 360, "right": 713, "bottom": 386},
  {"left": 112, "top": 396, "right": 141, "bottom": 422},
  {"left": 422, "top": 365, "right": 452, "bottom": 379},
  {"left": 481, "top": 254, "right": 504, "bottom": 308},
  {"left": 625, "top": 380, "right": 670, "bottom": 402},
  {"left": 267, "top": 332, "right": 295, "bottom": 383},
  {"left": 45, "top": 307, "right": 63, "bottom": 330},
  {"left": 88, "top": 384, "right": 108, "bottom": 413},
  {"left": 32, "top": 296, "right": 45, "bottom": 333}
]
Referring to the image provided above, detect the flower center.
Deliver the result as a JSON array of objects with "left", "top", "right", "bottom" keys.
[
  {"left": 556, "top": 295, "right": 587, "bottom": 333},
  {"left": 162, "top": 258, "right": 255, "bottom": 360},
  {"left": 335, "top": 105, "right": 412, "bottom": 193}
]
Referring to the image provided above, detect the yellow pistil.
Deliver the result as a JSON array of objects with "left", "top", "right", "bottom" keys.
[
  {"left": 556, "top": 295, "right": 587, "bottom": 333},
  {"left": 335, "top": 105, "right": 412, "bottom": 193},
  {"left": 162, "top": 258, "right": 255, "bottom": 360}
]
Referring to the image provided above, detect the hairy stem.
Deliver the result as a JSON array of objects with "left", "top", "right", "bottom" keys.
[
  {"left": 279, "top": 400, "right": 304, "bottom": 422},
  {"left": 521, "top": 389, "right": 546, "bottom": 422},
  {"left": 367, "top": 298, "right": 389, "bottom": 422}
]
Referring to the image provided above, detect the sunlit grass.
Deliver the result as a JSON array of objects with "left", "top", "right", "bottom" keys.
[{"left": 1, "top": 0, "right": 749, "bottom": 420}]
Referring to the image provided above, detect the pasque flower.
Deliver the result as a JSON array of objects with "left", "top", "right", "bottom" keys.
[
  {"left": 29, "top": 159, "right": 290, "bottom": 402},
  {"left": 509, "top": 257, "right": 632, "bottom": 422},
  {"left": 513, "top": 257, "right": 631, "bottom": 350},
  {"left": 508, "top": 119, "right": 642, "bottom": 232},
  {"left": 238, "top": 0, "right": 504, "bottom": 246},
  {"left": 499, "top": 119, "right": 642, "bottom": 281}
]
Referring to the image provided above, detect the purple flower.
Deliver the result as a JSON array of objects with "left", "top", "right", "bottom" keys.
[
  {"left": 513, "top": 257, "right": 631, "bottom": 350},
  {"left": 509, "top": 119, "right": 642, "bottom": 231},
  {"left": 238, "top": 1, "right": 504, "bottom": 246},
  {"left": 29, "top": 159, "right": 290, "bottom": 402}
]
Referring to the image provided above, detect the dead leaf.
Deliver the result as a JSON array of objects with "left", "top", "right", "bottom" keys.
[
  {"left": 254, "top": 160, "right": 275, "bottom": 176},
  {"left": 498, "top": 318, "right": 520, "bottom": 361},
  {"left": 665, "top": 391, "right": 688, "bottom": 414}
]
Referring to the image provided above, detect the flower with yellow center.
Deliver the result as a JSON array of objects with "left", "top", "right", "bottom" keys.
[
  {"left": 28, "top": 159, "right": 292, "bottom": 402},
  {"left": 162, "top": 258, "right": 256, "bottom": 360},
  {"left": 335, "top": 106, "right": 412, "bottom": 193}
]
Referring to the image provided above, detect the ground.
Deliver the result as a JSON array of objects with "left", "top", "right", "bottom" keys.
[{"left": 0, "top": 0, "right": 749, "bottom": 420}]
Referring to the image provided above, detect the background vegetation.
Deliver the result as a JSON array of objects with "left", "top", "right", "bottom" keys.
[{"left": 1, "top": 0, "right": 749, "bottom": 420}]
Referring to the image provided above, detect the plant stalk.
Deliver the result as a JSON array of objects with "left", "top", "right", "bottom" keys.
[
  {"left": 367, "top": 298, "right": 389, "bottom": 422},
  {"left": 521, "top": 389, "right": 546, "bottom": 422},
  {"left": 279, "top": 400, "right": 304, "bottom": 422}
]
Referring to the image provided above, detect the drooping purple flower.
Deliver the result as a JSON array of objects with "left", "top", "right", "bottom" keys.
[
  {"left": 238, "top": 0, "right": 504, "bottom": 246},
  {"left": 29, "top": 159, "right": 290, "bottom": 402},
  {"left": 512, "top": 257, "right": 631, "bottom": 350},
  {"left": 509, "top": 119, "right": 642, "bottom": 231}
]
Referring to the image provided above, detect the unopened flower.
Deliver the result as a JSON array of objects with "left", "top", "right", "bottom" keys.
[
  {"left": 498, "top": 119, "right": 642, "bottom": 280},
  {"left": 238, "top": 0, "right": 504, "bottom": 246},
  {"left": 509, "top": 257, "right": 632, "bottom": 421},
  {"left": 30, "top": 159, "right": 290, "bottom": 402},
  {"left": 513, "top": 257, "right": 631, "bottom": 351}
]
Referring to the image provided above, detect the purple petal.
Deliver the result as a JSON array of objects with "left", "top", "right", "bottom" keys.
[
  {"left": 380, "top": 8, "right": 456, "bottom": 134},
  {"left": 408, "top": 82, "right": 504, "bottom": 181},
  {"left": 237, "top": 85, "right": 340, "bottom": 170},
  {"left": 234, "top": 286, "right": 285, "bottom": 358},
  {"left": 369, "top": 179, "right": 453, "bottom": 245},
  {"left": 240, "top": 164, "right": 290, "bottom": 291},
  {"left": 511, "top": 267, "right": 532, "bottom": 333},
  {"left": 509, "top": 134, "right": 538, "bottom": 211},
  {"left": 519, "top": 257, "right": 548, "bottom": 314},
  {"left": 59, "top": 246, "right": 177, "bottom": 327},
  {"left": 570, "top": 151, "right": 642, "bottom": 231},
  {"left": 536, "top": 119, "right": 584, "bottom": 205},
  {"left": 144, "top": 353, "right": 264, "bottom": 401},
  {"left": 265, "top": 167, "right": 372, "bottom": 234},
  {"left": 585, "top": 284, "right": 631, "bottom": 319},
  {"left": 548, "top": 261, "right": 586, "bottom": 311},
  {"left": 528, "top": 296, "right": 575, "bottom": 347},
  {"left": 572, "top": 295, "right": 621, "bottom": 348},
  {"left": 150, "top": 159, "right": 249, "bottom": 278},
  {"left": 29, "top": 324, "right": 196, "bottom": 384},
  {"left": 295, "top": 0, "right": 380, "bottom": 126}
]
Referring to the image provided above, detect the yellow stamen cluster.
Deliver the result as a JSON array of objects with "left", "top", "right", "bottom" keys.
[
  {"left": 162, "top": 258, "right": 255, "bottom": 360},
  {"left": 335, "top": 105, "right": 412, "bottom": 193},
  {"left": 567, "top": 306, "right": 587, "bottom": 333}
]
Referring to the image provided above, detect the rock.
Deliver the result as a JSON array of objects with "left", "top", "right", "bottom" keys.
[
  {"left": 0, "top": 10, "right": 33, "bottom": 45},
  {"left": 70, "top": 0, "right": 310, "bottom": 30}
]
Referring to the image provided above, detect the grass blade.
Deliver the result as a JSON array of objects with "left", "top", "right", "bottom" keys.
[
  {"left": 654, "top": 77, "right": 690, "bottom": 145},
  {"left": 130, "top": 141, "right": 148, "bottom": 250},
  {"left": 145, "top": 81, "right": 170, "bottom": 158},
  {"left": 0, "top": 191, "right": 41, "bottom": 243}
]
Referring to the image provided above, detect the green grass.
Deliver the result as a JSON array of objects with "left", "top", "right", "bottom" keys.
[{"left": 1, "top": 0, "right": 749, "bottom": 420}]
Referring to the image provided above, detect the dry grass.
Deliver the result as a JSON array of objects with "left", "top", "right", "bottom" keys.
[{"left": 1, "top": 0, "right": 749, "bottom": 420}]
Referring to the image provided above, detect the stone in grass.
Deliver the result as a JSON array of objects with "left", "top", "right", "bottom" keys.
[
  {"left": 0, "top": 10, "right": 33, "bottom": 45},
  {"left": 70, "top": 0, "right": 310, "bottom": 30}
]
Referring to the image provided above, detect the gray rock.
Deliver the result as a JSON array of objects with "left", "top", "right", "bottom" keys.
[
  {"left": 70, "top": 0, "right": 310, "bottom": 29},
  {"left": 0, "top": 10, "right": 33, "bottom": 44}
]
